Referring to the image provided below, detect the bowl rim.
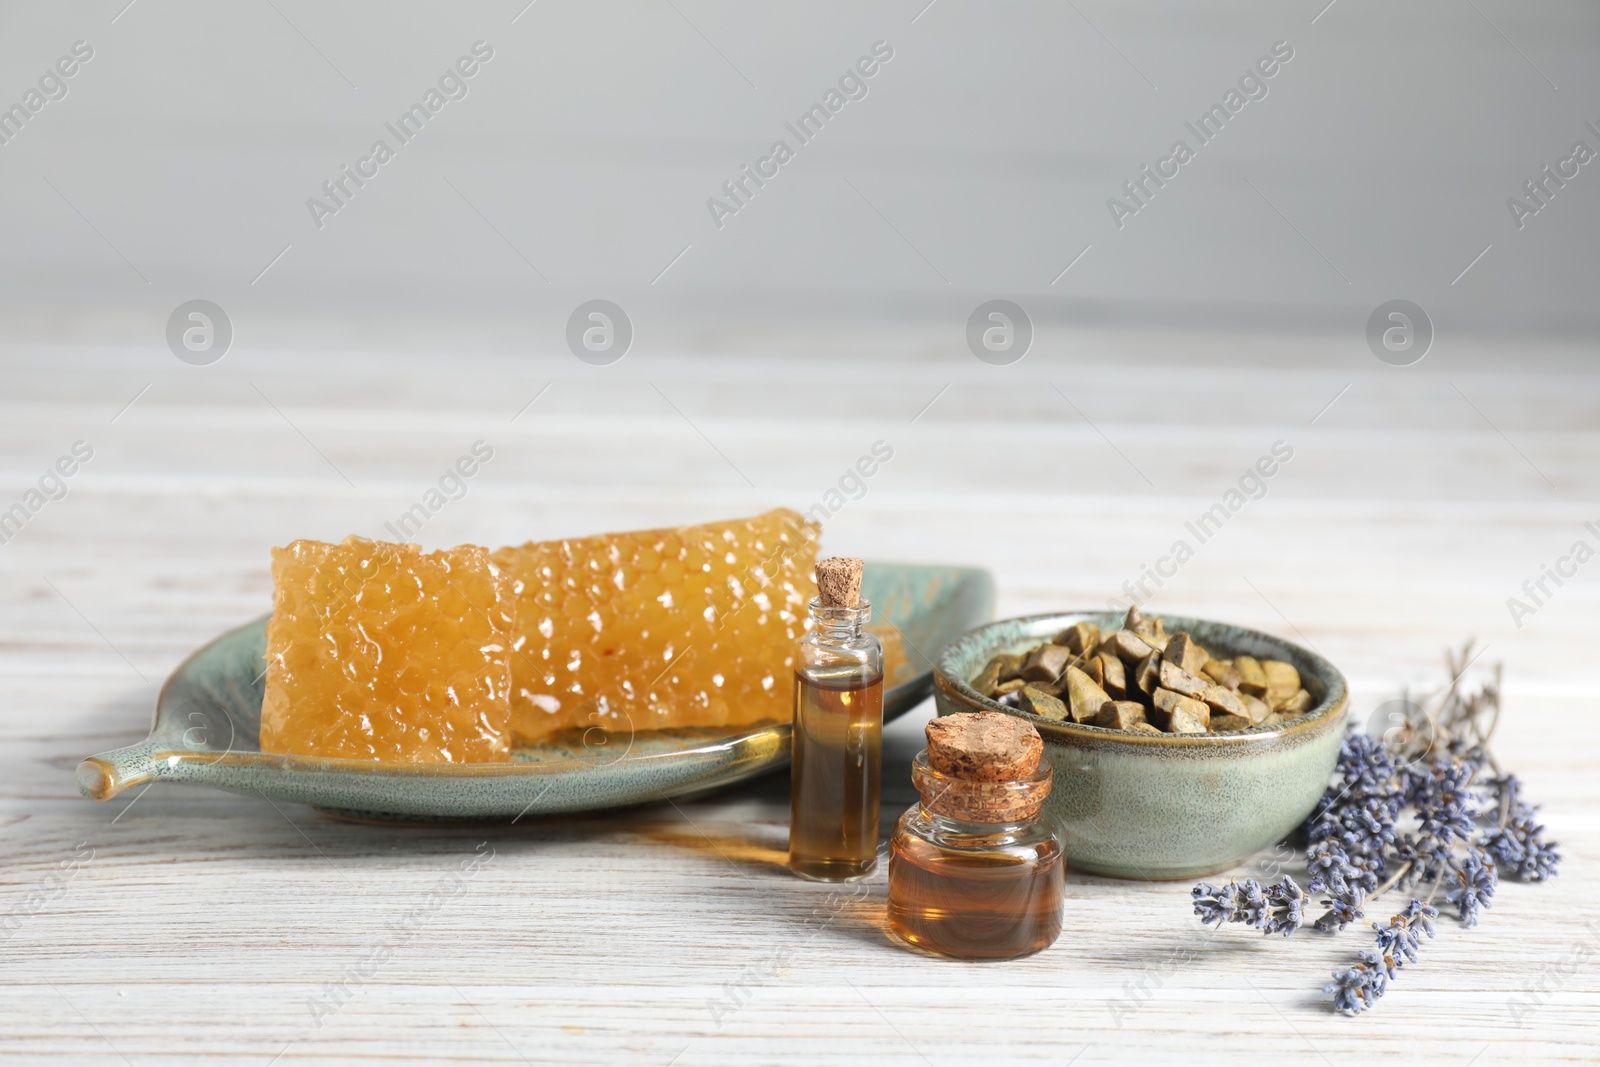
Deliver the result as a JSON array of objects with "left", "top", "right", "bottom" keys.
[{"left": 934, "top": 609, "right": 1348, "bottom": 747}]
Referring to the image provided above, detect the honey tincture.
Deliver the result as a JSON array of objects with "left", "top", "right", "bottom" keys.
[
  {"left": 789, "top": 557, "right": 883, "bottom": 882},
  {"left": 887, "top": 711, "right": 1065, "bottom": 960}
]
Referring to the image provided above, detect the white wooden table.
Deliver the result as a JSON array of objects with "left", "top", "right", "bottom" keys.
[{"left": 3, "top": 336, "right": 1596, "bottom": 1064}]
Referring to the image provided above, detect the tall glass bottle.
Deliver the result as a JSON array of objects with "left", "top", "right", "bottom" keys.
[{"left": 789, "top": 594, "right": 883, "bottom": 881}]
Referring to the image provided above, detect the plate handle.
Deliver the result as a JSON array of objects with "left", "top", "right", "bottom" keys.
[{"left": 77, "top": 741, "right": 164, "bottom": 801}]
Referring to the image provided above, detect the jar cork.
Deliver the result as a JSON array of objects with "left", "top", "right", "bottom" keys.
[{"left": 917, "top": 711, "right": 1052, "bottom": 823}]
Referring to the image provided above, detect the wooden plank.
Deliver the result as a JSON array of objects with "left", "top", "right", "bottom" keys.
[{"left": 1, "top": 349, "right": 1595, "bottom": 1064}]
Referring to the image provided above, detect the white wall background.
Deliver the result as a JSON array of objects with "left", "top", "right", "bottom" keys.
[{"left": 0, "top": 0, "right": 1597, "bottom": 349}]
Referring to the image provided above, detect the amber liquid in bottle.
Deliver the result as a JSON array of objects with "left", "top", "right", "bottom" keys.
[
  {"left": 888, "top": 824, "right": 1064, "bottom": 960},
  {"left": 789, "top": 671, "right": 883, "bottom": 881}
]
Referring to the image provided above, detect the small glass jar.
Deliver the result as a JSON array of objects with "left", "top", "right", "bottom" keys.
[
  {"left": 887, "top": 750, "right": 1064, "bottom": 959},
  {"left": 789, "top": 595, "right": 883, "bottom": 882}
]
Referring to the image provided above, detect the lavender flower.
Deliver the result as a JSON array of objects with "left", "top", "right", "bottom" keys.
[
  {"left": 1191, "top": 881, "right": 1240, "bottom": 927},
  {"left": 1192, "top": 879, "right": 1264, "bottom": 928},
  {"left": 1392, "top": 832, "right": 1453, "bottom": 891},
  {"left": 1372, "top": 900, "right": 1436, "bottom": 968},
  {"left": 1412, "top": 757, "right": 1480, "bottom": 847},
  {"left": 1518, "top": 833, "right": 1561, "bottom": 882},
  {"left": 1483, "top": 775, "right": 1563, "bottom": 882},
  {"left": 1446, "top": 850, "right": 1497, "bottom": 928},
  {"left": 1314, "top": 896, "right": 1365, "bottom": 933},
  {"left": 1338, "top": 795, "right": 1401, "bottom": 855},
  {"left": 1305, "top": 840, "right": 1377, "bottom": 900},
  {"left": 1301, "top": 792, "right": 1335, "bottom": 840},
  {"left": 1334, "top": 732, "right": 1398, "bottom": 795},
  {"left": 1192, "top": 877, "right": 1306, "bottom": 936},
  {"left": 1263, "top": 877, "right": 1309, "bottom": 937},
  {"left": 1452, "top": 743, "right": 1487, "bottom": 778},
  {"left": 1308, "top": 733, "right": 1402, "bottom": 875},
  {"left": 1325, "top": 949, "right": 1388, "bottom": 1013}
]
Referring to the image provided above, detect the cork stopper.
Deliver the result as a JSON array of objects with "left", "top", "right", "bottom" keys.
[
  {"left": 815, "top": 557, "right": 863, "bottom": 609},
  {"left": 926, "top": 711, "right": 1043, "bottom": 782},
  {"left": 915, "top": 712, "right": 1051, "bottom": 823}
]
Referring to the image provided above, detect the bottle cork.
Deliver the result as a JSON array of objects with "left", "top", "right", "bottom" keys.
[
  {"left": 926, "top": 711, "right": 1043, "bottom": 781},
  {"left": 917, "top": 711, "right": 1051, "bottom": 823},
  {"left": 815, "top": 557, "right": 864, "bottom": 609}
]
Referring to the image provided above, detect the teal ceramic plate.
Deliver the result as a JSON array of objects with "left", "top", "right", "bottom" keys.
[{"left": 78, "top": 563, "right": 992, "bottom": 821}]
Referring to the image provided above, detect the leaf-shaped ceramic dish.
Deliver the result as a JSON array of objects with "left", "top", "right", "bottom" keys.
[{"left": 78, "top": 563, "right": 992, "bottom": 821}]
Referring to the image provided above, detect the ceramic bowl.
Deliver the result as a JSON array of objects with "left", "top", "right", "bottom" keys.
[{"left": 933, "top": 611, "right": 1347, "bottom": 879}]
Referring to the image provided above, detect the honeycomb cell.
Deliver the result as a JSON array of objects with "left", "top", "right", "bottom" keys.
[
  {"left": 492, "top": 508, "right": 820, "bottom": 744},
  {"left": 260, "top": 536, "right": 515, "bottom": 763}
]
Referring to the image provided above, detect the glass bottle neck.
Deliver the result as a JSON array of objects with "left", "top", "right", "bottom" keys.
[
  {"left": 919, "top": 808, "right": 1033, "bottom": 837},
  {"left": 807, "top": 597, "right": 871, "bottom": 645}
]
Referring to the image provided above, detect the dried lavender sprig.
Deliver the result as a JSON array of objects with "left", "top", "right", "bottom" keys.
[
  {"left": 1483, "top": 773, "right": 1562, "bottom": 882},
  {"left": 1191, "top": 877, "right": 1308, "bottom": 937},
  {"left": 1325, "top": 900, "right": 1437, "bottom": 1014}
]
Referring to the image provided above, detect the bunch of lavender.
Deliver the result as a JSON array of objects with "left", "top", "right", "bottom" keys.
[{"left": 1187, "top": 643, "right": 1560, "bottom": 1014}]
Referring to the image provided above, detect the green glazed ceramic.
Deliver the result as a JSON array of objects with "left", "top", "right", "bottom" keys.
[
  {"left": 79, "top": 563, "right": 993, "bottom": 821},
  {"left": 934, "top": 611, "right": 1347, "bottom": 879}
]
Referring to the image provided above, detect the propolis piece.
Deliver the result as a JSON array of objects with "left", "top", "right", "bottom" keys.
[
  {"left": 1095, "top": 700, "right": 1148, "bottom": 731},
  {"left": 1234, "top": 655, "right": 1270, "bottom": 697},
  {"left": 1202, "top": 658, "right": 1243, "bottom": 692},
  {"left": 1152, "top": 688, "right": 1210, "bottom": 733},
  {"left": 1164, "top": 633, "right": 1206, "bottom": 675},
  {"left": 493, "top": 508, "right": 820, "bottom": 744},
  {"left": 1015, "top": 684, "right": 1068, "bottom": 721},
  {"left": 1276, "top": 688, "right": 1314, "bottom": 715},
  {"left": 261, "top": 537, "right": 515, "bottom": 763},
  {"left": 1098, "top": 652, "right": 1127, "bottom": 699},
  {"left": 971, "top": 658, "right": 1005, "bottom": 697},
  {"left": 1065, "top": 666, "right": 1112, "bottom": 723},
  {"left": 1103, "top": 628, "right": 1154, "bottom": 665},
  {"left": 971, "top": 653, "right": 1024, "bottom": 696},
  {"left": 1020, "top": 644, "right": 1075, "bottom": 685},
  {"left": 1261, "top": 659, "right": 1301, "bottom": 693},
  {"left": 1203, "top": 684, "right": 1249, "bottom": 720},
  {"left": 1158, "top": 659, "right": 1211, "bottom": 699},
  {"left": 1135, "top": 650, "right": 1162, "bottom": 696},
  {"left": 1240, "top": 692, "right": 1273, "bottom": 724},
  {"left": 1053, "top": 621, "right": 1100, "bottom": 656}
]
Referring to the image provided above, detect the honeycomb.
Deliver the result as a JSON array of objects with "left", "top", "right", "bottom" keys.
[
  {"left": 492, "top": 508, "right": 820, "bottom": 744},
  {"left": 871, "top": 623, "right": 910, "bottom": 687},
  {"left": 260, "top": 536, "right": 515, "bottom": 763}
]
